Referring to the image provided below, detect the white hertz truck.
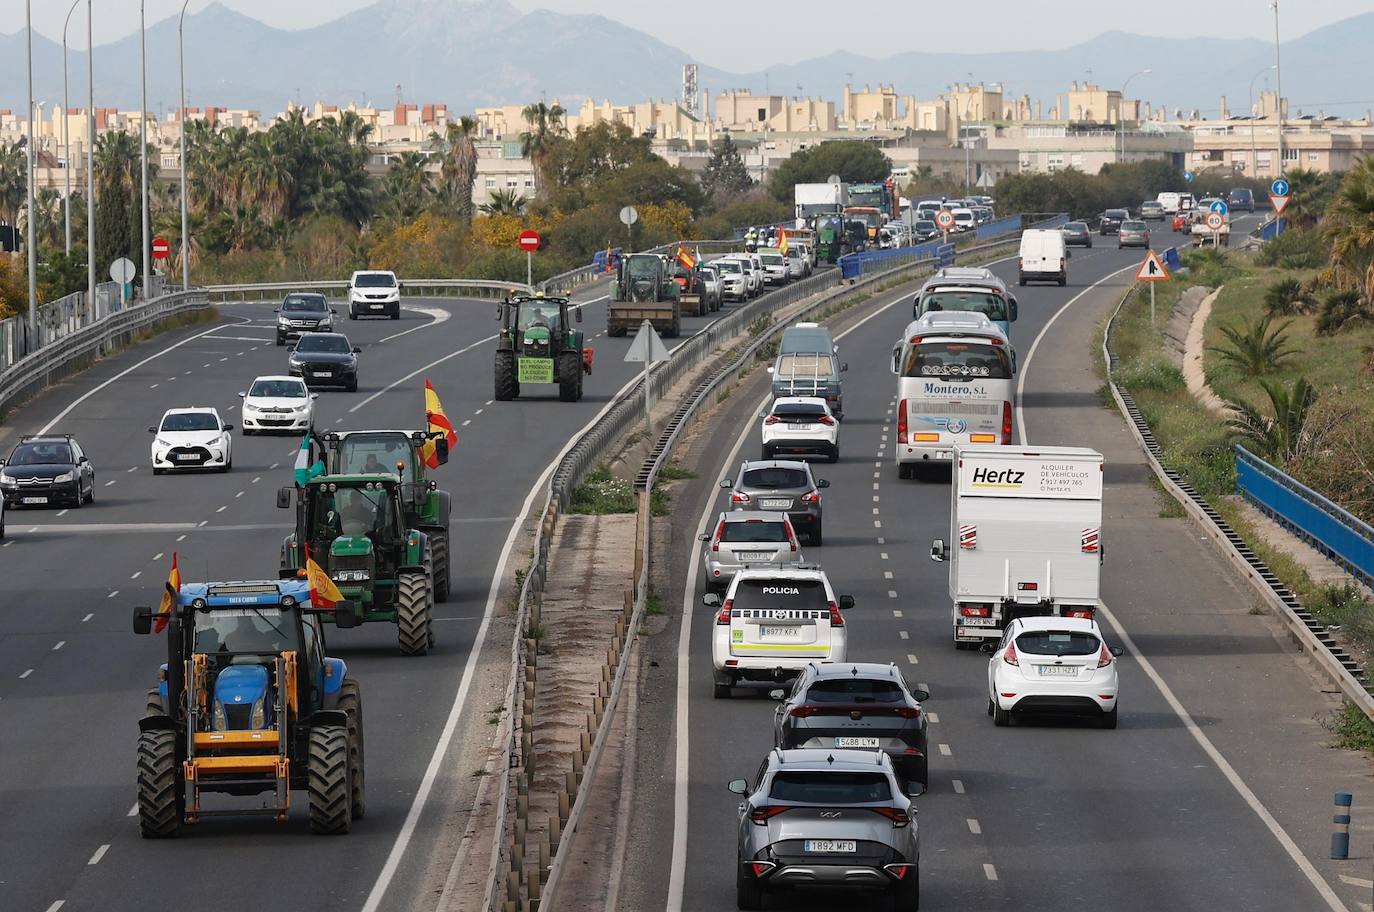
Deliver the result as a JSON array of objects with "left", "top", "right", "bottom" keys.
[{"left": 930, "top": 444, "right": 1104, "bottom": 648}]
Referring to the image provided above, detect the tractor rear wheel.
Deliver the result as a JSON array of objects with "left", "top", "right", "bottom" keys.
[
  {"left": 431, "top": 530, "right": 451, "bottom": 603},
  {"left": 143, "top": 687, "right": 163, "bottom": 717},
  {"left": 396, "top": 570, "right": 433, "bottom": 656},
  {"left": 558, "top": 351, "right": 581, "bottom": 402},
  {"left": 494, "top": 350, "right": 518, "bottom": 401},
  {"left": 337, "top": 679, "right": 366, "bottom": 819},
  {"left": 136, "top": 729, "right": 183, "bottom": 838},
  {"left": 307, "top": 724, "right": 352, "bottom": 834}
]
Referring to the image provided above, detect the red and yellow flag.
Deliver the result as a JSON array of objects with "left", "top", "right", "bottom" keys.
[
  {"left": 421, "top": 378, "right": 457, "bottom": 469},
  {"left": 675, "top": 244, "right": 697, "bottom": 271},
  {"left": 306, "top": 555, "right": 345, "bottom": 610},
  {"left": 778, "top": 229, "right": 789, "bottom": 256},
  {"left": 154, "top": 552, "right": 181, "bottom": 633}
]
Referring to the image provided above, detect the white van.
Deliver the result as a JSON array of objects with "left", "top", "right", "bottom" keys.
[
  {"left": 1017, "top": 229, "right": 1067, "bottom": 287},
  {"left": 1156, "top": 192, "right": 1182, "bottom": 214}
]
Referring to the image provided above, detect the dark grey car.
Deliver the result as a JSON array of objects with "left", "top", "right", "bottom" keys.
[
  {"left": 729, "top": 749, "right": 921, "bottom": 910},
  {"left": 1060, "top": 221, "right": 1092, "bottom": 247},
  {"left": 1099, "top": 208, "right": 1130, "bottom": 235},
  {"left": 288, "top": 332, "right": 362, "bottom": 392},
  {"left": 722, "top": 460, "right": 829, "bottom": 545}
]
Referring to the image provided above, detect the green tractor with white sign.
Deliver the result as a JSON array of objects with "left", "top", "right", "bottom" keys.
[{"left": 494, "top": 292, "right": 592, "bottom": 402}]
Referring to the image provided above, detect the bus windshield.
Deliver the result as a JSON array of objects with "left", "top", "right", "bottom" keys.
[
  {"left": 920, "top": 290, "right": 1008, "bottom": 322},
  {"left": 902, "top": 341, "right": 1012, "bottom": 380}
]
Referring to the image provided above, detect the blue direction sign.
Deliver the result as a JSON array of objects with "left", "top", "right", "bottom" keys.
[
  {"left": 1184, "top": 170, "right": 1195, "bottom": 183},
  {"left": 1209, "top": 199, "right": 1229, "bottom": 216},
  {"left": 1271, "top": 177, "right": 1290, "bottom": 197}
]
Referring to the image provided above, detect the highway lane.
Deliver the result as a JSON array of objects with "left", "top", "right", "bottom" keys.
[
  {"left": 651, "top": 222, "right": 1358, "bottom": 912},
  {"left": 0, "top": 275, "right": 773, "bottom": 912}
]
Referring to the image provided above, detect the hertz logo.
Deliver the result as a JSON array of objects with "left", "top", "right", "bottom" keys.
[{"left": 972, "top": 467, "right": 1024, "bottom": 485}]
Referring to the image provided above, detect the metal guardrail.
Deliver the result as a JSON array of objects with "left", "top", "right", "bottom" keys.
[
  {"left": 1236, "top": 445, "right": 1374, "bottom": 591},
  {"left": 1103, "top": 285, "right": 1374, "bottom": 718},
  {"left": 975, "top": 214, "right": 1025, "bottom": 241},
  {"left": 539, "top": 239, "right": 745, "bottom": 296},
  {"left": 0, "top": 282, "right": 122, "bottom": 373},
  {"left": 201, "top": 278, "right": 530, "bottom": 303}
]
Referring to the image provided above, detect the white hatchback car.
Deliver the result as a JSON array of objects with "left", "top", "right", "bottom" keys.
[
  {"left": 150, "top": 407, "right": 234, "bottom": 473},
  {"left": 986, "top": 617, "right": 1124, "bottom": 729},
  {"left": 238, "top": 376, "right": 317, "bottom": 435},
  {"left": 703, "top": 565, "right": 852, "bottom": 699},
  {"left": 761, "top": 397, "right": 839, "bottom": 462}
]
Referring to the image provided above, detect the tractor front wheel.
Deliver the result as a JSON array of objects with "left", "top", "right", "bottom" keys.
[
  {"left": 337, "top": 679, "right": 366, "bottom": 819},
  {"left": 494, "top": 350, "right": 519, "bottom": 401},
  {"left": 307, "top": 724, "right": 352, "bottom": 834},
  {"left": 143, "top": 687, "right": 164, "bottom": 717},
  {"left": 396, "top": 570, "right": 433, "bottom": 656},
  {"left": 136, "top": 729, "right": 183, "bottom": 838},
  {"left": 558, "top": 351, "right": 581, "bottom": 402},
  {"left": 431, "top": 530, "right": 451, "bottom": 603}
]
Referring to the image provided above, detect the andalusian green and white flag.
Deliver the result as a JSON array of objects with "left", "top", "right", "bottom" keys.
[{"left": 293, "top": 434, "right": 325, "bottom": 486}]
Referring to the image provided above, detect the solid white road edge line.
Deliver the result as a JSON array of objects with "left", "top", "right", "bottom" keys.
[
  {"left": 360, "top": 309, "right": 692, "bottom": 912},
  {"left": 376, "top": 303, "right": 453, "bottom": 343},
  {"left": 1012, "top": 253, "right": 1350, "bottom": 912}
]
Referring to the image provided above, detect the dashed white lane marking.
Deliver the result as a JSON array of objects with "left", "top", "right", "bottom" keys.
[
  {"left": 153, "top": 552, "right": 163, "bottom": 561},
  {"left": 203, "top": 363, "right": 210, "bottom": 368},
  {"left": 176, "top": 534, "right": 186, "bottom": 542},
  {"left": 183, "top": 370, "right": 192, "bottom": 376},
  {"left": 269, "top": 463, "right": 279, "bottom": 470},
  {"left": 219, "top": 357, "right": 228, "bottom": 362},
  {"left": 251, "top": 477, "right": 261, "bottom": 484},
  {"left": 52, "top": 641, "right": 65, "bottom": 651},
  {"left": 43, "top": 902, "right": 65, "bottom": 912},
  {"left": 887, "top": 590, "right": 897, "bottom": 598},
  {"left": 166, "top": 376, "right": 176, "bottom": 382},
  {"left": 127, "top": 803, "right": 138, "bottom": 817},
  {"left": 877, "top": 537, "right": 885, "bottom": 545},
  {"left": 56, "top": 509, "right": 68, "bottom": 517},
  {"left": 952, "top": 779, "right": 965, "bottom": 794},
  {"left": 107, "top": 590, "right": 118, "bottom": 599},
  {"left": 884, "top": 571, "right": 893, "bottom": 579},
  {"left": 474, "top": 408, "right": 484, "bottom": 416},
  {"left": 27, "top": 526, "right": 37, "bottom": 533},
  {"left": 872, "top": 495, "right": 880, "bottom": 503},
  {"left": 892, "top": 611, "right": 902, "bottom": 619},
  {"left": 104, "top": 479, "right": 116, "bottom": 487},
  {"left": 130, "top": 571, "right": 141, "bottom": 580},
  {"left": 906, "top": 654, "right": 918, "bottom": 665},
  {"left": 967, "top": 819, "right": 982, "bottom": 835},
  {"left": 1340, "top": 876, "right": 1374, "bottom": 889},
  {"left": 880, "top": 552, "right": 889, "bottom": 560},
  {"left": 87, "top": 844, "right": 110, "bottom": 865},
  {"left": 198, "top": 520, "right": 207, "bottom": 527},
  {"left": 82, "top": 613, "right": 93, "bottom": 623},
  {"left": 485, "top": 400, "right": 494, "bottom": 406},
  {"left": 462, "top": 420, "right": 472, "bottom": 427},
  {"left": 235, "top": 491, "right": 244, "bottom": 498},
  {"left": 899, "top": 631, "right": 909, "bottom": 640},
  {"left": 938, "top": 743, "right": 952, "bottom": 756},
  {"left": 215, "top": 506, "right": 227, "bottom": 513},
  {"left": 149, "top": 383, "right": 159, "bottom": 389},
  {"left": 984, "top": 863, "right": 998, "bottom": 881},
  {"left": 874, "top": 521, "right": 882, "bottom": 529},
  {"left": 20, "top": 669, "right": 34, "bottom": 679},
  {"left": 927, "top": 712, "right": 939, "bottom": 723},
  {"left": 2, "top": 540, "right": 11, "bottom": 547},
  {"left": 873, "top": 461, "right": 881, "bottom": 468},
  {"left": 872, "top": 482, "right": 880, "bottom": 490},
  {"left": 126, "top": 466, "right": 137, "bottom": 473}
]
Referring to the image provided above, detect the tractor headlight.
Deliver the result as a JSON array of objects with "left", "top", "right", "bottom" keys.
[
  {"left": 212, "top": 700, "right": 227, "bottom": 731},
  {"left": 250, "top": 697, "right": 265, "bottom": 729}
]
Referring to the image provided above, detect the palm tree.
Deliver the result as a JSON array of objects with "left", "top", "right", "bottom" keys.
[
  {"left": 379, "top": 152, "right": 433, "bottom": 222},
  {"left": 520, "top": 102, "right": 565, "bottom": 199},
  {"left": 430, "top": 116, "right": 478, "bottom": 222},
  {"left": 1227, "top": 376, "right": 1317, "bottom": 463},
  {"left": 1207, "top": 314, "right": 1300, "bottom": 377},
  {"left": 479, "top": 188, "right": 526, "bottom": 216},
  {"left": 1323, "top": 155, "right": 1374, "bottom": 301},
  {"left": 1279, "top": 167, "right": 1325, "bottom": 229},
  {"left": 0, "top": 140, "right": 25, "bottom": 228}
]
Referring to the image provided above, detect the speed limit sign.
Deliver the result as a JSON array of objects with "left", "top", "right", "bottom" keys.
[
  {"left": 1205, "top": 212, "right": 1226, "bottom": 231},
  {"left": 935, "top": 209, "right": 956, "bottom": 231}
]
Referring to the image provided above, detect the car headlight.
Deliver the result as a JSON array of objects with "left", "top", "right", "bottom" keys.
[
  {"left": 155, "top": 437, "right": 173, "bottom": 448},
  {"left": 53, "top": 471, "right": 74, "bottom": 483},
  {"left": 242, "top": 402, "right": 259, "bottom": 413},
  {"left": 277, "top": 316, "right": 291, "bottom": 325},
  {"left": 0, "top": 475, "right": 16, "bottom": 488}
]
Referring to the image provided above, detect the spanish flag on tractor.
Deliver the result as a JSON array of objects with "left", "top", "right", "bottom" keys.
[
  {"left": 154, "top": 552, "right": 181, "bottom": 633},
  {"left": 675, "top": 244, "right": 696, "bottom": 271},
  {"left": 421, "top": 378, "right": 457, "bottom": 469},
  {"left": 306, "top": 553, "right": 345, "bottom": 610}
]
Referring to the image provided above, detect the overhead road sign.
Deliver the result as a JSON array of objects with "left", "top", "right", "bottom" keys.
[{"left": 1136, "top": 249, "right": 1170, "bottom": 282}]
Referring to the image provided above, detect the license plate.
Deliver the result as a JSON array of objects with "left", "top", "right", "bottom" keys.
[
  {"left": 835, "top": 737, "right": 879, "bottom": 748},
  {"left": 789, "top": 423, "right": 813, "bottom": 431},
  {"left": 175, "top": 454, "right": 199, "bottom": 462},
  {"left": 937, "top": 450, "right": 953, "bottom": 460},
  {"left": 961, "top": 617, "right": 997, "bottom": 627},
  {"left": 21, "top": 496, "right": 48, "bottom": 504},
  {"left": 1038, "top": 665, "right": 1079, "bottom": 677},
  {"left": 737, "top": 552, "right": 772, "bottom": 561},
  {"left": 760, "top": 498, "right": 790, "bottom": 509},
  {"left": 314, "top": 372, "right": 332, "bottom": 378},
  {"left": 759, "top": 625, "right": 800, "bottom": 639},
  {"left": 370, "top": 303, "right": 384, "bottom": 309},
  {"left": 804, "top": 840, "right": 856, "bottom": 853}
]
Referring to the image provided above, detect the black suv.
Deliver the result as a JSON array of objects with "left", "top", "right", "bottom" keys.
[
  {"left": 0, "top": 435, "right": 95, "bottom": 508},
  {"left": 1098, "top": 208, "right": 1130, "bottom": 235},
  {"left": 275, "top": 293, "right": 335, "bottom": 345}
]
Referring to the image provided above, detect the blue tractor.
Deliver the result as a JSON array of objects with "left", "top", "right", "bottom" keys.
[{"left": 134, "top": 579, "right": 365, "bottom": 836}]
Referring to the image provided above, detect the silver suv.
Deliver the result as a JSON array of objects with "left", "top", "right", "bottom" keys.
[
  {"left": 721, "top": 460, "right": 829, "bottom": 545},
  {"left": 699, "top": 511, "right": 803, "bottom": 591},
  {"left": 728, "top": 748, "right": 921, "bottom": 910}
]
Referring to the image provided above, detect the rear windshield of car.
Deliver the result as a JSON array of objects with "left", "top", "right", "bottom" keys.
[
  {"left": 715, "top": 260, "right": 741, "bottom": 273},
  {"left": 772, "top": 402, "right": 828, "bottom": 419},
  {"left": 731, "top": 578, "right": 827, "bottom": 612},
  {"left": 249, "top": 380, "right": 307, "bottom": 398},
  {"left": 354, "top": 273, "right": 397, "bottom": 288},
  {"left": 805, "top": 679, "right": 905, "bottom": 704},
  {"left": 1015, "top": 630, "right": 1101, "bottom": 656},
  {"left": 720, "top": 520, "right": 789, "bottom": 543},
  {"left": 296, "top": 335, "right": 351, "bottom": 353},
  {"left": 914, "top": 220, "right": 936, "bottom": 231},
  {"left": 760, "top": 255, "right": 784, "bottom": 265},
  {"left": 161, "top": 413, "right": 219, "bottom": 432},
  {"left": 1122, "top": 221, "right": 1147, "bottom": 230},
  {"left": 741, "top": 467, "right": 809, "bottom": 489},
  {"left": 1105, "top": 210, "right": 1128, "bottom": 219},
  {"left": 901, "top": 341, "right": 1012, "bottom": 380},
  {"left": 1064, "top": 222, "right": 1088, "bottom": 231},
  {"left": 921, "top": 290, "right": 1008, "bottom": 321},
  {"left": 769, "top": 771, "right": 892, "bottom": 803},
  {"left": 8, "top": 442, "right": 73, "bottom": 465},
  {"left": 282, "top": 296, "right": 328, "bottom": 312}
]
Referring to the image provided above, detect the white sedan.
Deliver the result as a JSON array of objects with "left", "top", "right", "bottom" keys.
[
  {"left": 239, "top": 376, "right": 317, "bottom": 435},
  {"left": 986, "top": 616, "right": 1124, "bottom": 729},
  {"left": 761, "top": 397, "right": 839, "bottom": 463},
  {"left": 150, "top": 407, "right": 234, "bottom": 474}
]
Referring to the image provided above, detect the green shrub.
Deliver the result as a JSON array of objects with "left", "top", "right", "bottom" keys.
[
  {"left": 1315, "top": 289, "right": 1370, "bottom": 336},
  {"left": 1208, "top": 315, "right": 1299, "bottom": 377},
  {"left": 570, "top": 466, "right": 636, "bottom": 514},
  {"left": 1262, "top": 277, "right": 1309, "bottom": 316},
  {"left": 1256, "top": 227, "right": 1327, "bottom": 270},
  {"left": 1117, "top": 354, "right": 1185, "bottom": 393}
]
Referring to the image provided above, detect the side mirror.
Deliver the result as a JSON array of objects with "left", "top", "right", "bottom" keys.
[
  {"left": 838, "top": 595, "right": 855, "bottom": 610},
  {"left": 905, "top": 782, "right": 925, "bottom": 799},
  {"left": 980, "top": 641, "right": 998, "bottom": 654},
  {"left": 817, "top": 479, "right": 830, "bottom": 489},
  {"left": 727, "top": 778, "right": 749, "bottom": 796},
  {"left": 132, "top": 605, "right": 154, "bottom": 635},
  {"left": 436, "top": 435, "right": 450, "bottom": 463},
  {"left": 840, "top": 363, "right": 849, "bottom": 372},
  {"left": 223, "top": 424, "right": 235, "bottom": 432},
  {"left": 334, "top": 601, "right": 359, "bottom": 629},
  {"left": 930, "top": 539, "right": 947, "bottom": 562},
  {"left": 1066, "top": 250, "right": 1074, "bottom": 258},
  {"left": 238, "top": 391, "right": 247, "bottom": 398},
  {"left": 310, "top": 393, "right": 319, "bottom": 400},
  {"left": 496, "top": 305, "right": 503, "bottom": 320},
  {"left": 702, "top": 592, "right": 722, "bottom": 608},
  {"left": 1009, "top": 301, "right": 1018, "bottom": 321},
  {"left": 1110, "top": 645, "right": 1125, "bottom": 657},
  {"left": 276, "top": 487, "right": 293, "bottom": 509},
  {"left": 575, "top": 308, "right": 583, "bottom": 323},
  {"left": 148, "top": 426, "right": 157, "bottom": 433},
  {"left": 890, "top": 347, "right": 902, "bottom": 375},
  {"left": 698, "top": 532, "right": 711, "bottom": 542},
  {"left": 910, "top": 688, "right": 930, "bottom": 702},
  {"left": 768, "top": 688, "right": 786, "bottom": 701},
  {"left": 352, "top": 347, "right": 362, "bottom": 354},
  {"left": 330, "top": 308, "right": 338, "bottom": 315},
  {"left": 718, "top": 479, "right": 733, "bottom": 489}
]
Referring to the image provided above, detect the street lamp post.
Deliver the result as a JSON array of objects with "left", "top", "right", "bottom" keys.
[
  {"left": 178, "top": 0, "right": 191, "bottom": 290},
  {"left": 1272, "top": 1, "right": 1285, "bottom": 175},
  {"left": 1249, "top": 65, "right": 1277, "bottom": 178},
  {"left": 1119, "top": 69, "right": 1151, "bottom": 163},
  {"left": 63, "top": 0, "right": 81, "bottom": 255},
  {"left": 25, "top": 0, "right": 37, "bottom": 347},
  {"left": 139, "top": 0, "right": 150, "bottom": 299},
  {"left": 86, "top": 0, "right": 96, "bottom": 322}
]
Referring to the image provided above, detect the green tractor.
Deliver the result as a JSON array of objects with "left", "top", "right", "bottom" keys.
[
  {"left": 494, "top": 292, "right": 593, "bottom": 402},
  {"left": 609, "top": 252, "right": 681, "bottom": 337},
  {"left": 318, "top": 429, "right": 453, "bottom": 602},
  {"left": 278, "top": 474, "right": 436, "bottom": 656}
]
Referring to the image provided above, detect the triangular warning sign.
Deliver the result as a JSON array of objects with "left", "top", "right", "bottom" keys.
[
  {"left": 1270, "top": 193, "right": 1290, "bottom": 215},
  {"left": 1136, "top": 249, "right": 1170, "bottom": 282}
]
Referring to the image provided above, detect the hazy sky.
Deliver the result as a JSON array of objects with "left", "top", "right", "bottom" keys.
[{"left": 24, "top": 0, "right": 1369, "bottom": 69}]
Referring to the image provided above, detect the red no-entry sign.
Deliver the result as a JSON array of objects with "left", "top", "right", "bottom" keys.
[
  {"left": 151, "top": 236, "right": 171, "bottom": 260},
  {"left": 518, "top": 230, "right": 541, "bottom": 252}
]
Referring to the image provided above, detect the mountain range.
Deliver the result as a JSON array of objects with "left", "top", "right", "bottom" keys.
[{"left": 2, "top": 0, "right": 1371, "bottom": 123}]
